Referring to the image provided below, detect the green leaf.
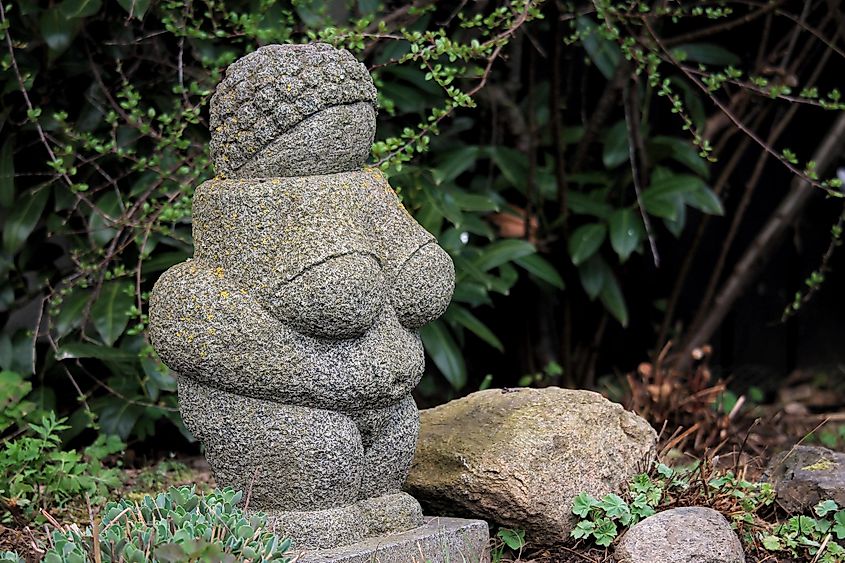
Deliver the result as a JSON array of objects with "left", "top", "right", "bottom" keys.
[
  {"left": 641, "top": 174, "right": 704, "bottom": 220},
  {"left": 449, "top": 190, "right": 500, "bottom": 213},
  {"left": 90, "top": 281, "right": 133, "bottom": 346},
  {"left": 568, "top": 223, "right": 607, "bottom": 266},
  {"left": 488, "top": 147, "right": 528, "bottom": 190},
  {"left": 141, "top": 250, "right": 191, "bottom": 275},
  {"left": 54, "top": 287, "right": 91, "bottom": 338},
  {"left": 570, "top": 519, "right": 596, "bottom": 539},
  {"left": 834, "top": 511, "right": 845, "bottom": 540},
  {"left": 451, "top": 281, "right": 492, "bottom": 308},
  {"left": 572, "top": 492, "right": 598, "bottom": 517},
  {"left": 55, "top": 342, "right": 137, "bottom": 362},
  {"left": 59, "top": 0, "right": 102, "bottom": 18},
  {"left": 116, "top": 0, "right": 151, "bottom": 19},
  {"left": 445, "top": 305, "right": 504, "bottom": 352},
  {"left": 567, "top": 191, "right": 613, "bottom": 219},
  {"left": 421, "top": 182, "right": 464, "bottom": 228},
  {"left": 684, "top": 185, "right": 724, "bottom": 215},
  {"left": 608, "top": 208, "right": 643, "bottom": 263},
  {"left": 599, "top": 272, "right": 628, "bottom": 327},
  {"left": 89, "top": 191, "right": 123, "bottom": 246},
  {"left": 650, "top": 136, "right": 709, "bottom": 178},
  {"left": 598, "top": 494, "right": 630, "bottom": 521},
  {"left": 3, "top": 187, "right": 49, "bottom": 255},
  {"left": 815, "top": 500, "right": 839, "bottom": 517},
  {"left": 514, "top": 254, "right": 564, "bottom": 289},
  {"left": 0, "top": 135, "right": 15, "bottom": 208},
  {"left": 578, "top": 255, "right": 610, "bottom": 300},
  {"left": 293, "top": 0, "right": 326, "bottom": 27},
  {"left": 357, "top": 0, "right": 380, "bottom": 13},
  {"left": 420, "top": 321, "right": 466, "bottom": 390},
  {"left": 432, "top": 146, "right": 479, "bottom": 185},
  {"left": 472, "top": 239, "right": 535, "bottom": 272},
  {"left": 117, "top": 0, "right": 150, "bottom": 20},
  {"left": 141, "top": 355, "right": 176, "bottom": 394},
  {"left": 761, "top": 534, "right": 781, "bottom": 551},
  {"left": 95, "top": 399, "right": 143, "bottom": 440},
  {"left": 602, "top": 121, "right": 629, "bottom": 169},
  {"left": 576, "top": 17, "right": 621, "bottom": 79},
  {"left": 670, "top": 77, "right": 706, "bottom": 131},
  {"left": 40, "top": 10, "right": 78, "bottom": 56},
  {"left": 672, "top": 43, "right": 740, "bottom": 66},
  {"left": 663, "top": 201, "right": 687, "bottom": 237},
  {"left": 496, "top": 528, "right": 525, "bottom": 550},
  {"left": 593, "top": 517, "right": 618, "bottom": 546}
]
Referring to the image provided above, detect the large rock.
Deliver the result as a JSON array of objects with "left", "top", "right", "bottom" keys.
[
  {"left": 405, "top": 387, "right": 657, "bottom": 544},
  {"left": 765, "top": 445, "right": 845, "bottom": 512},
  {"left": 614, "top": 507, "right": 745, "bottom": 563}
]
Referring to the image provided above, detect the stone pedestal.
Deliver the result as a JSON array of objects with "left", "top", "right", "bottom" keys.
[{"left": 294, "top": 517, "right": 490, "bottom": 563}]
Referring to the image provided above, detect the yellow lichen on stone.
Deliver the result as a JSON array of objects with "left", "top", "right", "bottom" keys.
[
  {"left": 219, "top": 290, "right": 231, "bottom": 299},
  {"left": 214, "top": 267, "right": 225, "bottom": 279},
  {"left": 802, "top": 459, "right": 836, "bottom": 471}
]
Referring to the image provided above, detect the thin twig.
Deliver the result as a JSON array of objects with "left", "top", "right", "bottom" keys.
[
  {"left": 623, "top": 81, "right": 659, "bottom": 267},
  {"left": 0, "top": 3, "right": 74, "bottom": 189},
  {"left": 663, "top": 0, "right": 786, "bottom": 46},
  {"left": 641, "top": 17, "right": 834, "bottom": 194}
]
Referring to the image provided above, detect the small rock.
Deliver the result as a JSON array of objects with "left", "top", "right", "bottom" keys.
[
  {"left": 765, "top": 445, "right": 845, "bottom": 512},
  {"left": 404, "top": 387, "right": 657, "bottom": 545},
  {"left": 614, "top": 507, "right": 745, "bottom": 563}
]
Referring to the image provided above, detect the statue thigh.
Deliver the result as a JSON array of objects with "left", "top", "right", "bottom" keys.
[
  {"left": 350, "top": 394, "right": 420, "bottom": 499},
  {"left": 177, "top": 377, "right": 365, "bottom": 511}
]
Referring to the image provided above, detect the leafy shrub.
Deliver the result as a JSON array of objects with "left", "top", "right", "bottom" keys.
[
  {"left": 0, "top": 412, "right": 123, "bottom": 523},
  {"left": 3, "top": 0, "right": 842, "bottom": 447},
  {"left": 0, "top": 371, "right": 36, "bottom": 433},
  {"left": 0, "top": 0, "right": 551, "bottom": 443},
  {"left": 35, "top": 487, "right": 291, "bottom": 563}
]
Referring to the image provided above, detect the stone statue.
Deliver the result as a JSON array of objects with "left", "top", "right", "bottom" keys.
[{"left": 149, "top": 43, "right": 456, "bottom": 550}]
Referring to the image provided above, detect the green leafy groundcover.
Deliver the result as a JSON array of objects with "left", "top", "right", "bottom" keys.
[
  {"left": 571, "top": 463, "right": 845, "bottom": 563},
  {"left": 0, "top": 413, "right": 124, "bottom": 523},
  {"left": 1, "top": 487, "right": 292, "bottom": 563}
]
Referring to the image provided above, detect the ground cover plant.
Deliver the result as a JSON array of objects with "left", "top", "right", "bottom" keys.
[
  {"left": 0, "top": 412, "right": 123, "bottom": 526},
  {"left": 2, "top": 486, "right": 293, "bottom": 563},
  {"left": 565, "top": 460, "right": 845, "bottom": 563}
]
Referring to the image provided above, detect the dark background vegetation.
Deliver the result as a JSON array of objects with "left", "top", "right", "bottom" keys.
[{"left": 1, "top": 0, "right": 844, "bottom": 461}]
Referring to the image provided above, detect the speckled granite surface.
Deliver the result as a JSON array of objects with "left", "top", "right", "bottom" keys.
[{"left": 148, "top": 42, "right": 460, "bottom": 550}]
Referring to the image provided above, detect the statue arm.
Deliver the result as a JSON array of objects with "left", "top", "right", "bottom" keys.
[{"left": 149, "top": 260, "right": 312, "bottom": 403}]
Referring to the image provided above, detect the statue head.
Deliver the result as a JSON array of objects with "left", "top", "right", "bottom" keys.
[{"left": 209, "top": 43, "right": 378, "bottom": 178}]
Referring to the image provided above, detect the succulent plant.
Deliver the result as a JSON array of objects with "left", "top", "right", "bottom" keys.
[{"left": 32, "top": 487, "right": 291, "bottom": 563}]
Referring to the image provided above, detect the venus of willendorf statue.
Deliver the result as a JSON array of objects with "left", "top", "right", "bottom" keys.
[{"left": 149, "top": 43, "right": 455, "bottom": 549}]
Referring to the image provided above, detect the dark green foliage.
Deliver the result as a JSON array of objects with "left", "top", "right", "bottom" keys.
[
  {"left": 1, "top": 0, "right": 839, "bottom": 447},
  {"left": 0, "top": 0, "right": 554, "bottom": 443}
]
